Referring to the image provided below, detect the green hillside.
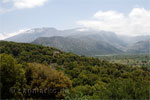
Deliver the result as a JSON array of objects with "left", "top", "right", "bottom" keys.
[{"left": 0, "top": 41, "right": 150, "bottom": 99}]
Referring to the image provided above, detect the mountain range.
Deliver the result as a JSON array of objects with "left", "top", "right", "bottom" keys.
[
  {"left": 5, "top": 27, "right": 150, "bottom": 56},
  {"left": 126, "top": 40, "right": 150, "bottom": 53},
  {"left": 32, "top": 36, "right": 123, "bottom": 56}
]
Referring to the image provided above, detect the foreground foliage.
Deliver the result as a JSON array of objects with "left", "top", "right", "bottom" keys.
[
  {"left": 0, "top": 54, "right": 72, "bottom": 99},
  {"left": 0, "top": 54, "right": 26, "bottom": 99},
  {"left": 0, "top": 41, "right": 150, "bottom": 99}
]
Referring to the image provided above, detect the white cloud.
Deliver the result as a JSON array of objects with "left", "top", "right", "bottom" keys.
[
  {"left": 77, "top": 8, "right": 150, "bottom": 36},
  {"left": 13, "top": 0, "right": 48, "bottom": 9},
  {"left": 1, "top": 0, "right": 48, "bottom": 12},
  {"left": 0, "top": 29, "right": 28, "bottom": 40}
]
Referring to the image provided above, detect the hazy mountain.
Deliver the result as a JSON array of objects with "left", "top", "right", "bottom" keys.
[
  {"left": 126, "top": 40, "right": 150, "bottom": 54},
  {"left": 5, "top": 27, "right": 126, "bottom": 47},
  {"left": 70, "top": 32, "right": 127, "bottom": 51},
  {"left": 5, "top": 28, "right": 94, "bottom": 43},
  {"left": 5, "top": 27, "right": 150, "bottom": 55},
  {"left": 5, "top": 27, "right": 62, "bottom": 43},
  {"left": 118, "top": 35, "right": 150, "bottom": 44},
  {"left": 32, "top": 36, "right": 123, "bottom": 56}
]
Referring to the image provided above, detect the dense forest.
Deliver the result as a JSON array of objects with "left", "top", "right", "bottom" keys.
[{"left": 0, "top": 41, "right": 150, "bottom": 99}]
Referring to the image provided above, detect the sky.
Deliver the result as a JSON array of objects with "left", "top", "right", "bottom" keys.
[{"left": 0, "top": 0, "right": 150, "bottom": 39}]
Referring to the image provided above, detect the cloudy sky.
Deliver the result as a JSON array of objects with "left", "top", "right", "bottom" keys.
[{"left": 0, "top": 0, "right": 150, "bottom": 39}]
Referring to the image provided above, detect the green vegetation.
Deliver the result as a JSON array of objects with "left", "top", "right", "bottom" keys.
[
  {"left": 0, "top": 41, "right": 150, "bottom": 99},
  {"left": 0, "top": 54, "right": 26, "bottom": 99},
  {"left": 98, "top": 54, "right": 150, "bottom": 68},
  {"left": 25, "top": 63, "right": 72, "bottom": 99},
  {"left": 0, "top": 53, "right": 72, "bottom": 99}
]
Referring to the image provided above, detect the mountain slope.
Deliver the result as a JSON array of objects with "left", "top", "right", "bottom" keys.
[
  {"left": 32, "top": 36, "right": 123, "bottom": 56},
  {"left": 5, "top": 28, "right": 62, "bottom": 43},
  {"left": 5, "top": 27, "right": 149, "bottom": 55},
  {"left": 70, "top": 32, "right": 127, "bottom": 50},
  {"left": 5, "top": 28, "right": 86, "bottom": 43},
  {"left": 5, "top": 27, "right": 126, "bottom": 49},
  {"left": 5, "top": 27, "right": 126, "bottom": 55},
  {"left": 118, "top": 35, "right": 150, "bottom": 44},
  {"left": 126, "top": 40, "right": 150, "bottom": 54}
]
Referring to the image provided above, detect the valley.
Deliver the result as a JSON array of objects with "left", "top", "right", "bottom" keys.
[{"left": 98, "top": 54, "right": 150, "bottom": 68}]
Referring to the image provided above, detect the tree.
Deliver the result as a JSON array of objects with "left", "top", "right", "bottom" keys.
[
  {"left": 0, "top": 54, "right": 26, "bottom": 99},
  {"left": 25, "top": 63, "right": 72, "bottom": 99}
]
